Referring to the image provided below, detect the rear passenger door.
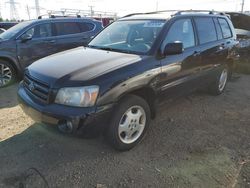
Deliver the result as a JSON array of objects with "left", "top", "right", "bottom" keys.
[
  {"left": 53, "top": 21, "right": 95, "bottom": 52},
  {"left": 193, "top": 17, "right": 229, "bottom": 83}
]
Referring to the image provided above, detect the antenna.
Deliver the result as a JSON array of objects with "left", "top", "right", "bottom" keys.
[{"left": 5, "top": 0, "right": 19, "bottom": 20}]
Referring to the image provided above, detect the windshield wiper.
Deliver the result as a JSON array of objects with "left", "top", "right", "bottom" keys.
[
  {"left": 87, "top": 45, "right": 112, "bottom": 51},
  {"left": 88, "top": 45, "right": 132, "bottom": 54}
]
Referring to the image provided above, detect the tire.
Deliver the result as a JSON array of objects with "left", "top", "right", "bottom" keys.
[
  {"left": 0, "top": 60, "right": 16, "bottom": 88},
  {"left": 106, "top": 95, "right": 151, "bottom": 151},
  {"left": 209, "top": 65, "right": 229, "bottom": 95}
]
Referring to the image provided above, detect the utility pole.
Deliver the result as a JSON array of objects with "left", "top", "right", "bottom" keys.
[
  {"left": 89, "top": 5, "right": 94, "bottom": 17},
  {"left": 156, "top": 1, "right": 158, "bottom": 11},
  {"left": 0, "top": 1, "right": 2, "bottom": 18},
  {"left": 241, "top": 0, "right": 245, "bottom": 13},
  {"left": 5, "top": 0, "right": 19, "bottom": 20},
  {"left": 35, "top": 0, "right": 40, "bottom": 17},
  {"left": 26, "top": 5, "right": 31, "bottom": 20}
]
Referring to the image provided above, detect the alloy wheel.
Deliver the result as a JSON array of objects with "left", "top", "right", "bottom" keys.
[
  {"left": 118, "top": 105, "right": 146, "bottom": 144},
  {"left": 218, "top": 68, "right": 228, "bottom": 92},
  {"left": 0, "top": 63, "right": 12, "bottom": 87}
]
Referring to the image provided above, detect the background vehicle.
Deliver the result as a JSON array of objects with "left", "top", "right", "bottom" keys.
[
  {"left": 0, "top": 22, "right": 18, "bottom": 30},
  {"left": 0, "top": 16, "right": 103, "bottom": 87},
  {"left": 18, "top": 10, "right": 238, "bottom": 151}
]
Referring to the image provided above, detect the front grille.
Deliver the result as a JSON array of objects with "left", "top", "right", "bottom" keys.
[{"left": 23, "top": 73, "right": 50, "bottom": 103}]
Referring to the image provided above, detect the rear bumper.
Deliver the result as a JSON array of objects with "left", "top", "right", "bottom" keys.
[{"left": 17, "top": 83, "right": 114, "bottom": 133}]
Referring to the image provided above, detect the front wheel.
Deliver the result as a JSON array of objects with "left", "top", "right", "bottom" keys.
[
  {"left": 106, "top": 95, "right": 151, "bottom": 151},
  {"left": 209, "top": 65, "right": 229, "bottom": 95},
  {"left": 0, "top": 60, "right": 16, "bottom": 88}
]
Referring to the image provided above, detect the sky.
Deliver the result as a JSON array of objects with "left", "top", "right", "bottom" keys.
[{"left": 0, "top": 0, "right": 250, "bottom": 20}]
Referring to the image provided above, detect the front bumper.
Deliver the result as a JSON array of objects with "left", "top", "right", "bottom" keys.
[{"left": 17, "top": 83, "right": 114, "bottom": 133}]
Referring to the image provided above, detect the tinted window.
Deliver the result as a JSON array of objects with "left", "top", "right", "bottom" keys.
[
  {"left": 79, "top": 22, "right": 95, "bottom": 32},
  {"left": 163, "top": 19, "right": 195, "bottom": 49},
  {"left": 218, "top": 18, "right": 232, "bottom": 38},
  {"left": 55, "top": 22, "right": 81, "bottom": 36},
  {"left": 213, "top": 18, "right": 223, "bottom": 40},
  {"left": 24, "top": 23, "right": 52, "bottom": 38},
  {"left": 195, "top": 17, "right": 217, "bottom": 44}
]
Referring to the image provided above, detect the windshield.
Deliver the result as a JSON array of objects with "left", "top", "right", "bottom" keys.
[
  {"left": 88, "top": 20, "right": 166, "bottom": 54},
  {"left": 0, "top": 21, "right": 31, "bottom": 40}
]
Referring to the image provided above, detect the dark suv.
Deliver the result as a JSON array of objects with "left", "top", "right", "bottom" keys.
[
  {"left": 0, "top": 17, "right": 103, "bottom": 87},
  {"left": 18, "top": 10, "right": 238, "bottom": 151}
]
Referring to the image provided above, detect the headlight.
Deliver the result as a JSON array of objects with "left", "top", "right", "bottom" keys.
[{"left": 55, "top": 86, "right": 99, "bottom": 107}]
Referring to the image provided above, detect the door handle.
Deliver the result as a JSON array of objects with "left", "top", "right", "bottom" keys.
[
  {"left": 193, "top": 51, "right": 201, "bottom": 57},
  {"left": 218, "top": 44, "right": 225, "bottom": 51},
  {"left": 81, "top": 37, "right": 89, "bottom": 40},
  {"left": 45, "top": 40, "right": 56, "bottom": 44}
]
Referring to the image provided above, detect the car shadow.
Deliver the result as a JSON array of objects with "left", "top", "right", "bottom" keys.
[
  {"left": 0, "top": 122, "right": 116, "bottom": 187},
  {"left": 0, "top": 83, "right": 19, "bottom": 109}
]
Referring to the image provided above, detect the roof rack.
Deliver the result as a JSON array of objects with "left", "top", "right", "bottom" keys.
[
  {"left": 122, "top": 10, "right": 179, "bottom": 18},
  {"left": 38, "top": 10, "right": 83, "bottom": 19},
  {"left": 174, "top": 10, "right": 226, "bottom": 16},
  {"left": 38, "top": 9, "right": 118, "bottom": 20},
  {"left": 123, "top": 10, "right": 228, "bottom": 18}
]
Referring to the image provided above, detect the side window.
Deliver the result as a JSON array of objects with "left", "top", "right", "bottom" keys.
[
  {"left": 78, "top": 22, "right": 95, "bottom": 32},
  {"left": 213, "top": 18, "right": 223, "bottom": 40},
  {"left": 55, "top": 22, "right": 81, "bottom": 36},
  {"left": 163, "top": 19, "right": 195, "bottom": 49},
  {"left": 194, "top": 17, "right": 217, "bottom": 44},
  {"left": 24, "top": 23, "right": 52, "bottom": 38},
  {"left": 218, "top": 18, "right": 232, "bottom": 38}
]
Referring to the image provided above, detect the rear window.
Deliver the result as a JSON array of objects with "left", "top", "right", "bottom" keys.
[
  {"left": 218, "top": 18, "right": 232, "bottom": 38},
  {"left": 194, "top": 17, "right": 217, "bottom": 44},
  {"left": 55, "top": 22, "right": 81, "bottom": 36},
  {"left": 78, "top": 22, "right": 95, "bottom": 32}
]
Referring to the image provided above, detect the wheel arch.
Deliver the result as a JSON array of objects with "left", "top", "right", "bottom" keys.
[
  {"left": 0, "top": 56, "right": 21, "bottom": 77},
  {"left": 118, "top": 86, "right": 157, "bottom": 119}
]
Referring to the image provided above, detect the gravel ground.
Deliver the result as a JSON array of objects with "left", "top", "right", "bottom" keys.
[{"left": 0, "top": 75, "right": 250, "bottom": 188}]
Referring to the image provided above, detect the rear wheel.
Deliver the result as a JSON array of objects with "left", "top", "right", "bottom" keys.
[
  {"left": 0, "top": 60, "right": 16, "bottom": 88},
  {"left": 106, "top": 95, "right": 151, "bottom": 151},
  {"left": 209, "top": 65, "right": 228, "bottom": 95}
]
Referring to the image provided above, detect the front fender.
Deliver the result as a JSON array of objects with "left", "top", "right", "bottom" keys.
[{"left": 96, "top": 66, "right": 161, "bottom": 106}]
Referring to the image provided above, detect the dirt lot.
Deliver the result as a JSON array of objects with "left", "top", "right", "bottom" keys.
[{"left": 0, "top": 75, "right": 250, "bottom": 188}]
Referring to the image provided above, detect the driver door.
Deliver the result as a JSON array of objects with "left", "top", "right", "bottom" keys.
[
  {"left": 16, "top": 22, "right": 57, "bottom": 68},
  {"left": 159, "top": 18, "right": 202, "bottom": 101}
]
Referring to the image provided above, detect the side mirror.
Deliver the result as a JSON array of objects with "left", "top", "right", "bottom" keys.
[
  {"left": 164, "top": 41, "right": 184, "bottom": 55},
  {"left": 20, "top": 33, "right": 32, "bottom": 42}
]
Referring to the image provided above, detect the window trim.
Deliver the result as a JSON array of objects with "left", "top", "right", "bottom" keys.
[
  {"left": 193, "top": 16, "right": 218, "bottom": 45},
  {"left": 217, "top": 18, "right": 233, "bottom": 39}
]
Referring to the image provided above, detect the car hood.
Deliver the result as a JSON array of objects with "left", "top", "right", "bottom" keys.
[{"left": 28, "top": 47, "right": 142, "bottom": 87}]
